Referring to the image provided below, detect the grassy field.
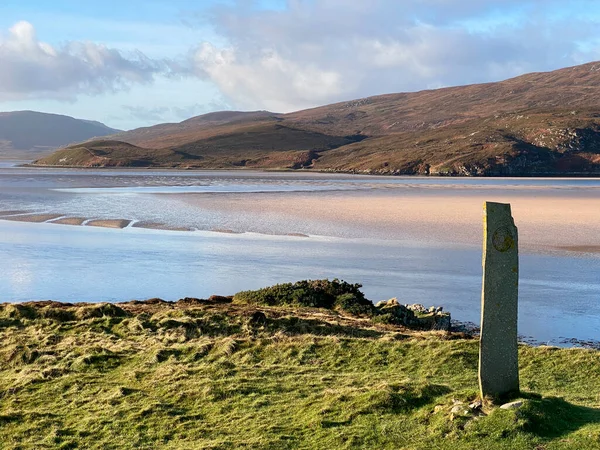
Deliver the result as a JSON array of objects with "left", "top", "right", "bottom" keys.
[{"left": 1, "top": 296, "right": 599, "bottom": 449}]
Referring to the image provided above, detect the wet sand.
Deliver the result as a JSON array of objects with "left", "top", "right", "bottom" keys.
[
  {"left": 1, "top": 186, "right": 599, "bottom": 254},
  {"left": 0, "top": 210, "right": 27, "bottom": 216},
  {"left": 50, "top": 217, "right": 88, "bottom": 225},
  {"left": 132, "top": 221, "right": 193, "bottom": 232},
  {"left": 557, "top": 245, "right": 600, "bottom": 254},
  {"left": 2, "top": 213, "right": 63, "bottom": 223},
  {"left": 86, "top": 219, "right": 132, "bottom": 229},
  {"left": 174, "top": 190, "right": 600, "bottom": 253},
  {"left": 210, "top": 228, "right": 244, "bottom": 234}
]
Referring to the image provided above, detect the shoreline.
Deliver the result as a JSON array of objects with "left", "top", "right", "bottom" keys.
[
  {"left": 3, "top": 297, "right": 599, "bottom": 350},
  {"left": 20, "top": 162, "right": 600, "bottom": 177},
  {"left": 1, "top": 210, "right": 600, "bottom": 256}
]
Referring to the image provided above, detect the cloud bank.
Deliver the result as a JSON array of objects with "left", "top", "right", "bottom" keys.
[
  {"left": 190, "top": 0, "right": 600, "bottom": 112},
  {"left": 2, "top": 1, "right": 600, "bottom": 124},
  {"left": 0, "top": 21, "right": 166, "bottom": 101}
]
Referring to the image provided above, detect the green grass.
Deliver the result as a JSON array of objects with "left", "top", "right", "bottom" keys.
[{"left": 0, "top": 300, "right": 599, "bottom": 449}]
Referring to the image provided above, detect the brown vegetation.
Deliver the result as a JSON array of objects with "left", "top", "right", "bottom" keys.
[{"left": 34, "top": 62, "right": 600, "bottom": 175}]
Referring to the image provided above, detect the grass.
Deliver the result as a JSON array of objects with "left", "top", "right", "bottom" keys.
[{"left": 0, "top": 298, "right": 599, "bottom": 449}]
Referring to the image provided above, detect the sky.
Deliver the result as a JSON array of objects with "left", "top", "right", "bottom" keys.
[{"left": 0, "top": 0, "right": 599, "bottom": 130}]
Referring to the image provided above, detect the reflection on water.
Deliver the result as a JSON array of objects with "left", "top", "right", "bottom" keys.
[
  {"left": 0, "top": 167, "right": 599, "bottom": 346},
  {"left": 1, "top": 220, "right": 599, "bottom": 346}
]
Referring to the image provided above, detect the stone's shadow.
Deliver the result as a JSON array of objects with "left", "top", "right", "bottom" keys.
[
  {"left": 320, "top": 419, "right": 352, "bottom": 428},
  {"left": 385, "top": 383, "right": 453, "bottom": 412},
  {"left": 265, "top": 316, "right": 389, "bottom": 339},
  {"left": 519, "top": 394, "right": 600, "bottom": 439}
]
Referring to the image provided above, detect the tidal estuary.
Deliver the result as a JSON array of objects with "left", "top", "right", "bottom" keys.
[{"left": 1, "top": 162, "right": 599, "bottom": 346}]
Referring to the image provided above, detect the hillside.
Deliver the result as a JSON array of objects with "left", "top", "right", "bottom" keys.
[
  {"left": 35, "top": 62, "right": 600, "bottom": 175},
  {"left": 314, "top": 109, "right": 600, "bottom": 175},
  {"left": 1, "top": 279, "right": 599, "bottom": 449},
  {"left": 37, "top": 123, "right": 365, "bottom": 169},
  {"left": 0, "top": 111, "right": 119, "bottom": 159}
]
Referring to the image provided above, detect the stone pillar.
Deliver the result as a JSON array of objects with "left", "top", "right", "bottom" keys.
[{"left": 479, "top": 201, "right": 519, "bottom": 400}]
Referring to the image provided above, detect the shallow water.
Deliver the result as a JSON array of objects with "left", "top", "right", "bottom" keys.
[{"left": 0, "top": 165, "right": 599, "bottom": 346}]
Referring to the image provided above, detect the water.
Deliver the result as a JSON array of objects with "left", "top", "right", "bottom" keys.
[{"left": 0, "top": 164, "right": 599, "bottom": 346}]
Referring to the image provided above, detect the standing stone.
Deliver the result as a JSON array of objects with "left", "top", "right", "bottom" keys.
[{"left": 479, "top": 202, "right": 520, "bottom": 400}]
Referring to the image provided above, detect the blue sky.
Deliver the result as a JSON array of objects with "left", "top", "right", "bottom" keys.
[{"left": 1, "top": 0, "right": 599, "bottom": 130}]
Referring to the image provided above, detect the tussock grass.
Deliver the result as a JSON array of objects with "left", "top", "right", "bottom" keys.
[{"left": 0, "top": 300, "right": 599, "bottom": 449}]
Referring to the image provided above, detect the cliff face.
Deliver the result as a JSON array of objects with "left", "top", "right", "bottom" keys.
[{"left": 35, "top": 62, "right": 600, "bottom": 176}]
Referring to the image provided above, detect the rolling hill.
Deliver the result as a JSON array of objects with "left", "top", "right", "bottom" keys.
[
  {"left": 0, "top": 111, "right": 119, "bottom": 159},
  {"left": 35, "top": 61, "right": 600, "bottom": 175}
]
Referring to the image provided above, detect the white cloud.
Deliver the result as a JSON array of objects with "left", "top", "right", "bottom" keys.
[
  {"left": 0, "top": 21, "right": 166, "bottom": 101},
  {"left": 122, "top": 101, "right": 230, "bottom": 123},
  {"left": 194, "top": 42, "right": 346, "bottom": 112},
  {"left": 187, "top": 0, "right": 600, "bottom": 112}
]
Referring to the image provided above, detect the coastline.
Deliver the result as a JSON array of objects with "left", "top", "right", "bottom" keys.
[
  {"left": 2, "top": 184, "right": 600, "bottom": 256},
  {"left": 21, "top": 161, "right": 600, "bottom": 177}
]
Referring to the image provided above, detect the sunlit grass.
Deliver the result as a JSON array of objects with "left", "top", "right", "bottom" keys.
[{"left": 1, "top": 300, "right": 599, "bottom": 449}]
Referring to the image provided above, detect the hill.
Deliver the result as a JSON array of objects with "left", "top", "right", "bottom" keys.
[
  {"left": 0, "top": 111, "right": 119, "bottom": 159},
  {"left": 35, "top": 62, "right": 600, "bottom": 175},
  {"left": 1, "top": 279, "right": 599, "bottom": 449}
]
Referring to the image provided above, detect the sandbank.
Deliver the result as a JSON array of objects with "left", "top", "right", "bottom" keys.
[
  {"left": 174, "top": 189, "right": 600, "bottom": 253},
  {"left": 50, "top": 217, "right": 88, "bottom": 225},
  {"left": 86, "top": 219, "right": 132, "bottom": 229},
  {"left": 132, "top": 221, "right": 193, "bottom": 231},
  {"left": 0, "top": 210, "right": 27, "bottom": 216},
  {"left": 210, "top": 228, "right": 243, "bottom": 234},
  {"left": 2, "top": 214, "right": 63, "bottom": 223}
]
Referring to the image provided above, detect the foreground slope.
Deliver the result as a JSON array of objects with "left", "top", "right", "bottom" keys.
[
  {"left": 35, "top": 62, "right": 600, "bottom": 175},
  {"left": 0, "top": 111, "right": 119, "bottom": 159},
  {"left": 1, "top": 293, "right": 599, "bottom": 449}
]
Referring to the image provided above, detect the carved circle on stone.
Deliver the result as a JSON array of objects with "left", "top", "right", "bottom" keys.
[{"left": 492, "top": 226, "right": 514, "bottom": 252}]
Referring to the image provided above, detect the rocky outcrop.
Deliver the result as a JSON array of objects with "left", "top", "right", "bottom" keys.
[{"left": 374, "top": 298, "right": 451, "bottom": 330}]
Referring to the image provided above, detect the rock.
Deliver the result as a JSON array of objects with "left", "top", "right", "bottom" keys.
[
  {"left": 378, "top": 298, "right": 400, "bottom": 307},
  {"left": 479, "top": 202, "right": 520, "bottom": 400},
  {"left": 433, "top": 313, "right": 451, "bottom": 331},
  {"left": 406, "top": 303, "right": 427, "bottom": 313},
  {"left": 410, "top": 311, "right": 452, "bottom": 331},
  {"left": 375, "top": 299, "right": 416, "bottom": 326},
  {"left": 450, "top": 405, "right": 464, "bottom": 414},
  {"left": 469, "top": 400, "right": 483, "bottom": 410},
  {"left": 500, "top": 400, "right": 524, "bottom": 410},
  {"left": 376, "top": 298, "right": 399, "bottom": 308},
  {"left": 376, "top": 299, "right": 451, "bottom": 330}
]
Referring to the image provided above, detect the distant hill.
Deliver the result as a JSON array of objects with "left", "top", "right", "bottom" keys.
[
  {"left": 35, "top": 62, "right": 600, "bottom": 175},
  {"left": 0, "top": 111, "right": 119, "bottom": 159}
]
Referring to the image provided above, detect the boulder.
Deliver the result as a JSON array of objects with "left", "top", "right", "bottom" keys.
[
  {"left": 375, "top": 298, "right": 416, "bottom": 326},
  {"left": 500, "top": 400, "right": 524, "bottom": 410}
]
